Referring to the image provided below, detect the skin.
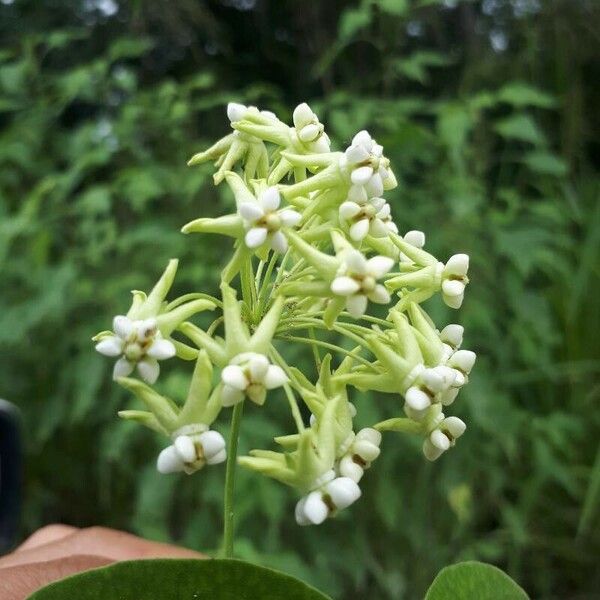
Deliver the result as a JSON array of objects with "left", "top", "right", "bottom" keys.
[{"left": 0, "top": 525, "right": 204, "bottom": 599}]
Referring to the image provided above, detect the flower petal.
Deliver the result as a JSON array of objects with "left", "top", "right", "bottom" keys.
[
  {"left": 449, "top": 349, "right": 476, "bottom": 374},
  {"left": 345, "top": 144, "right": 369, "bottom": 165},
  {"left": 264, "top": 365, "right": 289, "bottom": 389},
  {"left": 331, "top": 276, "right": 361, "bottom": 296},
  {"left": 174, "top": 435, "right": 197, "bottom": 463},
  {"left": 365, "top": 173, "right": 383, "bottom": 197},
  {"left": 349, "top": 218, "right": 370, "bottom": 241},
  {"left": 157, "top": 445, "right": 184, "bottom": 474},
  {"left": 339, "top": 455, "right": 364, "bottom": 483},
  {"left": 227, "top": 102, "right": 247, "bottom": 122},
  {"left": 442, "top": 279, "right": 465, "bottom": 297},
  {"left": 440, "top": 324, "right": 464, "bottom": 348},
  {"left": 352, "top": 130, "right": 373, "bottom": 150},
  {"left": 405, "top": 386, "right": 431, "bottom": 411},
  {"left": 221, "top": 384, "right": 245, "bottom": 407},
  {"left": 260, "top": 186, "right": 281, "bottom": 211},
  {"left": 367, "top": 255, "right": 394, "bottom": 278},
  {"left": 245, "top": 227, "right": 268, "bottom": 248},
  {"left": 444, "top": 253, "right": 469, "bottom": 277},
  {"left": 293, "top": 102, "right": 314, "bottom": 129},
  {"left": 443, "top": 416, "right": 466, "bottom": 438},
  {"left": 430, "top": 429, "right": 451, "bottom": 451},
  {"left": 248, "top": 354, "right": 270, "bottom": 381},
  {"left": 221, "top": 365, "right": 248, "bottom": 390},
  {"left": 147, "top": 338, "right": 176, "bottom": 360},
  {"left": 113, "top": 315, "right": 134, "bottom": 338},
  {"left": 239, "top": 202, "right": 264, "bottom": 222},
  {"left": 344, "top": 250, "right": 368, "bottom": 274},
  {"left": 303, "top": 492, "right": 329, "bottom": 525},
  {"left": 351, "top": 166, "right": 373, "bottom": 186},
  {"left": 137, "top": 357, "right": 160, "bottom": 384},
  {"left": 367, "top": 284, "right": 390, "bottom": 304},
  {"left": 339, "top": 201, "right": 362, "bottom": 220},
  {"left": 299, "top": 123, "right": 320, "bottom": 142},
  {"left": 95, "top": 336, "right": 123, "bottom": 357},
  {"left": 347, "top": 184, "right": 368, "bottom": 204},
  {"left": 325, "top": 477, "right": 361, "bottom": 510},
  {"left": 113, "top": 357, "right": 134, "bottom": 379},
  {"left": 279, "top": 209, "right": 302, "bottom": 227},
  {"left": 404, "top": 230, "right": 425, "bottom": 248},
  {"left": 345, "top": 294, "right": 368, "bottom": 318},
  {"left": 423, "top": 438, "right": 444, "bottom": 461},
  {"left": 269, "top": 230, "right": 288, "bottom": 254},
  {"left": 199, "top": 430, "right": 227, "bottom": 461}
]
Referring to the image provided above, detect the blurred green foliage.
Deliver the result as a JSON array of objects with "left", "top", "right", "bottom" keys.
[{"left": 1, "top": 0, "right": 599, "bottom": 598}]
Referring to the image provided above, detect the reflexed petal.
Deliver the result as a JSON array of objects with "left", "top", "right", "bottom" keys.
[
  {"left": 331, "top": 276, "right": 361, "bottom": 296},
  {"left": 95, "top": 336, "right": 123, "bottom": 357},
  {"left": 113, "top": 357, "right": 134, "bottom": 379},
  {"left": 199, "top": 430, "right": 226, "bottom": 460},
  {"left": 339, "top": 455, "right": 364, "bottom": 482},
  {"left": 444, "top": 253, "right": 469, "bottom": 276},
  {"left": 206, "top": 448, "right": 227, "bottom": 465},
  {"left": 423, "top": 438, "right": 444, "bottom": 461},
  {"left": 245, "top": 227, "right": 268, "bottom": 248},
  {"left": 351, "top": 166, "right": 373, "bottom": 185},
  {"left": 227, "top": 102, "right": 247, "bottom": 122},
  {"left": 431, "top": 365, "right": 457, "bottom": 388},
  {"left": 347, "top": 184, "right": 368, "bottom": 204},
  {"left": 443, "top": 416, "right": 466, "bottom": 438},
  {"left": 356, "top": 427, "right": 381, "bottom": 446},
  {"left": 370, "top": 197, "right": 386, "bottom": 211},
  {"left": 421, "top": 368, "right": 450, "bottom": 393},
  {"left": 264, "top": 365, "right": 289, "bottom": 389},
  {"left": 404, "top": 230, "right": 425, "bottom": 248},
  {"left": 157, "top": 445, "right": 184, "bottom": 474},
  {"left": 303, "top": 492, "right": 329, "bottom": 525},
  {"left": 443, "top": 291, "right": 464, "bottom": 309},
  {"left": 221, "top": 365, "right": 248, "bottom": 390},
  {"left": 372, "top": 143, "right": 383, "bottom": 157},
  {"left": 354, "top": 439, "right": 381, "bottom": 462},
  {"left": 295, "top": 497, "right": 310, "bottom": 526},
  {"left": 260, "top": 186, "right": 281, "bottom": 211},
  {"left": 368, "top": 284, "right": 391, "bottom": 305},
  {"left": 298, "top": 123, "right": 320, "bottom": 142},
  {"left": 238, "top": 202, "right": 264, "bottom": 221},
  {"left": 113, "top": 315, "right": 134, "bottom": 338},
  {"left": 269, "top": 231, "right": 288, "bottom": 254},
  {"left": 440, "top": 388, "right": 459, "bottom": 406},
  {"left": 375, "top": 202, "right": 390, "bottom": 218},
  {"left": 352, "top": 130, "right": 373, "bottom": 150},
  {"left": 430, "top": 429, "right": 451, "bottom": 450},
  {"left": 174, "top": 435, "right": 197, "bottom": 463},
  {"left": 293, "top": 102, "right": 314, "bottom": 128},
  {"left": 345, "top": 294, "right": 368, "bottom": 318},
  {"left": 365, "top": 173, "right": 383, "bottom": 197},
  {"left": 367, "top": 255, "right": 394, "bottom": 277},
  {"left": 349, "top": 218, "right": 370, "bottom": 241},
  {"left": 442, "top": 279, "right": 465, "bottom": 297},
  {"left": 405, "top": 386, "right": 431, "bottom": 411},
  {"left": 449, "top": 349, "right": 476, "bottom": 373},
  {"left": 221, "top": 384, "right": 245, "bottom": 407},
  {"left": 147, "top": 338, "right": 176, "bottom": 360},
  {"left": 440, "top": 324, "right": 464, "bottom": 348},
  {"left": 345, "top": 144, "right": 369, "bottom": 165},
  {"left": 248, "top": 354, "right": 270, "bottom": 381},
  {"left": 326, "top": 477, "right": 361, "bottom": 510},
  {"left": 137, "top": 357, "right": 160, "bottom": 384},
  {"left": 279, "top": 209, "right": 302, "bottom": 227},
  {"left": 339, "top": 201, "right": 362, "bottom": 220}
]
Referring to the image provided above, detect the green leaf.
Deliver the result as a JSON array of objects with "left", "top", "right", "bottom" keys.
[
  {"left": 497, "top": 82, "right": 556, "bottom": 108},
  {"left": 28, "top": 558, "right": 332, "bottom": 600},
  {"left": 523, "top": 151, "right": 568, "bottom": 176},
  {"left": 425, "top": 561, "right": 529, "bottom": 600},
  {"left": 494, "top": 114, "right": 546, "bottom": 145},
  {"left": 339, "top": 5, "right": 372, "bottom": 41}
]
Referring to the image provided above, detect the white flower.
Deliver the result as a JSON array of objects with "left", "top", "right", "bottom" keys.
[
  {"left": 422, "top": 415, "right": 466, "bottom": 461},
  {"left": 292, "top": 103, "right": 330, "bottom": 153},
  {"left": 437, "top": 324, "right": 476, "bottom": 399},
  {"left": 338, "top": 428, "right": 382, "bottom": 482},
  {"left": 95, "top": 316, "right": 176, "bottom": 384},
  {"left": 295, "top": 475, "right": 361, "bottom": 526},
  {"left": 239, "top": 187, "right": 301, "bottom": 253},
  {"left": 441, "top": 254, "right": 470, "bottom": 309},
  {"left": 400, "top": 230, "right": 426, "bottom": 263},
  {"left": 338, "top": 197, "right": 398, "bottom": 241},
  {"left": 157, "top": 428, "right": 227, "bottom": 475},
  {"left": 340, "top": 130, "right": 394, "bottom": 201},
  {"left": 330, "top": 250, "right": 394, "bottom": 318},
  {"left": 227, "top": 102, "right": 277, "bottom": 124},
  {"left": 403, "top": 365, "right": 458, "bottom": 420},
  {"left": 221, "top": 352, "right": 289, "bottom": 407}
]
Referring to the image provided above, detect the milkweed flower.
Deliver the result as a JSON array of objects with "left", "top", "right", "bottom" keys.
[
  {"left": 157, "top": 427, "right": 227, "bottom": 474},
  {"left": 239, "top": 187, "right": 302, "bottom": 252},
  {"left": 441, "top": 254, "right": 470, "bottom": 309},
  {"left": 292, "top": 102, "right": 330, "bottom": 153},
  {"left": 339, "top": 197, "right": 398, "bottom": 241},
  {"left": 221, "top": 352, "right": 289, "bottom": 406},
  {"left": 338, "top": 428, "right": 382, "bottom": 482},
  {"left": 422, "top": 415, "right": 466, "bottom": 461},
  {"left": 330, "top": 250, "right": 394, "bottom": 317},
  {"left": 95, "top": 316, "right": 176, "bottom": 383}
]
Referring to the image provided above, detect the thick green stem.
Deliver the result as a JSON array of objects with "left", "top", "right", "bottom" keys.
[{"left": 221, "top": 400, "right": 245, "bottom": 558}]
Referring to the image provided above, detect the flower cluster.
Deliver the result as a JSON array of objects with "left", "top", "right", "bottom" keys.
[{"left": 94, "top": 102, "right": 476, "bottom": 530}]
